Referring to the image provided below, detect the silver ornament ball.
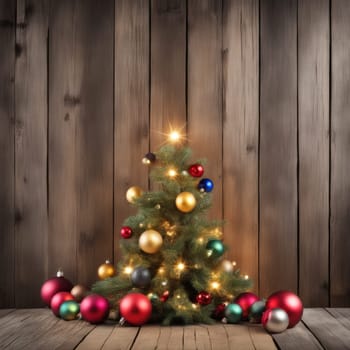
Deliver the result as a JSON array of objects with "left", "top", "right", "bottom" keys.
[{"left": 263, "top": 308, "right": 289, "bottom": 333}]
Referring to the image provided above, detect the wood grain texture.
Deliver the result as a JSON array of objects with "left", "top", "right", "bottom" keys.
[
  {"left": 302, "top": 308, "right": 350, "bottom": 349},
  {"left": 298, "top": 0, "right": 330, "bottom": 307},
  {"left": 223, "top": 324, "right": 255, "bottom": 350},
  {"left": 0, "top": 0, "right": 15, "bottom": 308},
  {"left": 331, "top": 0, "right": 350, "bottom": 307},
  {"left": 260, "top": 0, "right": 298, "bottom": 297},
  {"left": 75, "top": 324, "right": 114, "bottom": 350},
  {"left": 114, "top": 0, "right": 150, "bottom": 260},
  {"left": 14, "top": 0, "right": 48, "bottom": 307},
  {"left": 102, "top": 326, "right": 139, "bottom": 350},
  {"left": 150, "top": 0, "right": 186, "bottom": 148},
  {"left": 326, "top": 308, "right": 350, "bottom": 330},
  {"left": 132, "top": 326, "right": 159, "bottom": 350},
  {"left": 272, "top": 322, "right": 323, "bottom": 350},
  {"left": 222, "top": 0, "right": 259, "bottom": 293},
  {"left": 188, "top": 0, "right": 223, "bottom": 220},
  {"left": 248, "top": 325, "right": 278, "bottom": 350},
  {"left": 49, "top": 0, "right": 114, "bottom": 286}
]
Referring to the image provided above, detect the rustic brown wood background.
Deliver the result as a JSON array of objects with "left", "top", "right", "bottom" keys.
[{"left": 0, "top": 0, "right": 349, "bottom": 308}]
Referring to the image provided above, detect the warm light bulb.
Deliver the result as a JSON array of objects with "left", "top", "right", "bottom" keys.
[
  {"left": 192, "top": 303, "right": 198, "bottom": 309},
  {"left": 211, "top": 281, "right": 220, "bottom": 290},
  {"left": 176, "top": 262, "right": 185, "bottom": 272},
  {"left": 123, "top": 266, "right": 133, "bottom": 275},
  {"left": 167, "top": 168, "right": 178, "bottom": 178},
  {"left": 169, "top": 131, "right": 181, "bottom": 142},
  {"left": 232, "top": 261, "right": 237, "bottom": 267},
  {"left": 158, "top": 267, "right": 165, "bottom": 274},
  {"left": 197, "top": 237, "right": 204, "bottom": 244},
  {"left": 244, "top": 274, "right": 249, "bottom": 280}
]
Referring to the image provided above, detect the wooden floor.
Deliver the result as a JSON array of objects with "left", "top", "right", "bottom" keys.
[{"left": 0, "top": 308, "right": 349, "bottom": 349}]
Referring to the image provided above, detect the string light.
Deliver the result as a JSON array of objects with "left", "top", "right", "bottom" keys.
[
  {"left": 244, "top": 274, "right": 249, "bottom": 280},
  {"left": 123, "top": 266, "right": 133, "bottom": 275},
  {"left": 192, "top": 303, "right": 198, "bottom": 309},
  {"left": 232, "top": 261, "right": 237, "bottom": 267},
  {"left": 176, "top": 262, "right": 186, "bottom": 272},
  {"left": 211, "top": 281, "right": 220, "bottom": 290},
  {"left": 197, "top": 237, "right": 204, "bottom": 244},
  {"left": 167, "top": 168, "right": 178, "bottom": 178},
  {"left": 158, "top": 267, "right": 165, "bottom": 274}
]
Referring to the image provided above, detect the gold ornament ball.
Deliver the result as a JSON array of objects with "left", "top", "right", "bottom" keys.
[
  {"left": 98, "top": 260, "right": 116, "bottom": 280},
  {"left": 219, "top": 259, "right": 234, "bottom": 274},
  {"left": 126, "top": 186, "right": 143, "bottom": 203},
  {"left": 139, "top": 229, "right": 163, "bottom": 254},
  {"left": 71, "top": 284, "right": 88, "bottom": 302},
  {"left": 175, "top": 192, "right": 196, "bottom": 213}
]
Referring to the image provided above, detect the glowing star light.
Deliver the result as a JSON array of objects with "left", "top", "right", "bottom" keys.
[{"left": 169, "top": 131, "right": 181, "bottom": 142}]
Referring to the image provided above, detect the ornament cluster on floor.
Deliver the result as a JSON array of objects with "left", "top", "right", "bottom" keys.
[{"left": 40, "top": 130, "right": 303, "bottom": 333}]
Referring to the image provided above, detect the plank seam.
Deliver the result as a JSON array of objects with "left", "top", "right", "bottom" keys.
[
  {"left": 328, "top": 0, "right": 332, "bottom": 308},
  {"left": 128, "top": 326, "right": 141, "bottom": 350},
  {"left": 72, "top": 325, "right": 97, "bottom": 350},
  {"left": 257, "top": 0, "right": 261, "bottom": 296},
  {"left": 296, "top": 0, "right": 300, "bottom": 297},
  {"left": 300, "top": 319, "right": 327, "bottom": 350}
]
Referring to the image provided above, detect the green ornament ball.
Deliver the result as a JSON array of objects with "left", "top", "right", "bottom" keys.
[
  {"left": 147, "top": 292, "right": 159, "bottom": 303},
  {"left": 206, "top": 239, "right": 225, "bottom": 258},
  {"left": 225, "top": 303, "right": 242, "bottom": 324},
  {"left": 249, "top": 300, "right": 266, "bottom": 323},
  {"left": 59, "top": 300, "right": 80, "bottom": 321}
]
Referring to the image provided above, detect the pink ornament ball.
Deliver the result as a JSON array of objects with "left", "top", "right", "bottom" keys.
[
  {"left": 234, "top": 292, "right": 260, "bottom": 319},
  {"left": 50, "top": 291, "right": 74, "bottom": 316},
  {"left": 80, "top": 294, "right": 110, "bottom": 324},
  {"left": 40, "top": 272, "right": 73, "bottom": 306},
  {"left": 266, "top": 290, "right": 303, "bottom": 328},
  {"left": 119, "top": 293, "right": 152, "bottom": 326}
]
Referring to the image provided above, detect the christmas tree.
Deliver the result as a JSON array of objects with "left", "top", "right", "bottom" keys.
[{"left": 93, "top": 131, "right": 251, "bottom": 325}]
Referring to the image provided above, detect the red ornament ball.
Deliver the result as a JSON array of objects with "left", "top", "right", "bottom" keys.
[
  {"left": 196, "top": 291, "right": 212, "bottom": 306},
  {"left": 80, "top": 294, "right": 110, "bottom": 324},
  {"left": 119, "top": 293, "right": 152, "bottom": 326},
  {"left": 50, "top": 291, "right": 74, "bottom": 316},
  {"left": 40, "top": 270, "right": 73, "bottom": 306},
  {"left": 234, "top": 292, "right": 260, "bottom": 320},
  {"left": 121, "top": 226, "right": 133, "bottom": 239},
  {"left": 266, "top": 290, "right": 303, "bottom": 328},
  {"left": 160, "top": 290, "right": 169, "bottom": 302},
  {"left": 188, "top": 164, "right": 204, "bottom": 177}
]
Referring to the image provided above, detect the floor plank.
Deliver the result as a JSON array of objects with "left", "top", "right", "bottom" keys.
[
  {"left": 326, "top": 308, "right": 350, "bottom": 330},
  {"left": 206, "top": 324, "right": 230, "bottom": 350},
  {"left": 183, "top": 325, "right": 197, "bottom": 350},
  {"left": 224, "top": 324, "right": 255, "bottom": 350},
  {"left": 0, "top": 309, "right": 14, "bottom": 318},
  {"left": 194, "top": 325, "right": 211, "bottom": 350},
  {"left": 103, "top": 326, "right": 139, "bottom": 350},
  {"left": 132, "top": 325, "right": 159, "bottom": 350},
  {"left": 75, "top": 324, "right": 115, "bottom": 349},
  {"left": 272, "top": 322, "right": 323, "bottom": 350},
  {"left": 248, "top": 324, "right": 278, "bottom": 350},
  {"left": 302, "top": 308, "right": 350, "bottom": 349}
]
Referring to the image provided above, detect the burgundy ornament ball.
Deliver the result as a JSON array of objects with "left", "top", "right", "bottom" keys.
[
  {"left": 196, "top": 291, "right": 212, "bottom": 306},
  {"left": 50, "top": 291, "right": 74, "bottom": 316},
  {"left": 80, "top": 294, "right": 110, "bottom": 324},
  {"left": 41, "top": 270, "right": 73, "bottom": 306},
  {"left": 234, "top": 292, "right": 260, "bottom": 320},
  {"left": 212, "top": 303, "right": 227, "bottom": 320},
  {"left": 266, "top": 290, "right": 303, "bottom": 328},
  {"left": 119, "top": 293, "right": 152, "bottom": 326},
  {"left": 160, "top": 290, "right": 169, "bottom": 302},
  {"left": 121, "top": 226, "right": 133, "bottom": 239},
  {"left": 188, "top": 164, "right": 204, "bottom": 177}
]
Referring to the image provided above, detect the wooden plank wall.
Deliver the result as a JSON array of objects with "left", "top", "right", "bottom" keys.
[{"left": 0, "top": 0, "right": 349, "bottom": 308}]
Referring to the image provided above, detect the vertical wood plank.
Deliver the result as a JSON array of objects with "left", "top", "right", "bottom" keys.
[
  {"left": 49, "top": 0, "right": 114, "bottom": 287},
  {"left": 331, "top": 0, "right": 350, "bottom": 306},
  {"left": 260, "top": 0, "right": 298, "bottom": 297},
  {"left": 114, "top": 0, "right": 149, "bottom": 260},
  {"left": 0, "top": 0, "right": 15, "bottom": 308},
  {"left": 222, "top": 0, "right": 259, "bottom": 292},
  {"left": 298, "top": 0, "right": 330, "bottom": 307},
  {"left": 188, "top": 0, "right": 223, "bottom": 220},
  {"left": 48, "top": 0, "right": 77, "bottom": 283},
  {"left": 150, "top": 0, "right": 186, "bottom": 148},
  {"left": 15, "top": 0, "right": 48, "bottom": 306}
]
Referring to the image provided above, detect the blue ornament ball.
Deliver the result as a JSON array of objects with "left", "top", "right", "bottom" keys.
[
  {"left": 59, "top": 300, "right": 80, "bottom": 321},
  {"left": 198, "top": 178, "right": 214, "bottom": 192}
]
